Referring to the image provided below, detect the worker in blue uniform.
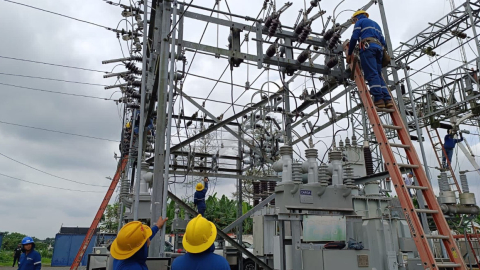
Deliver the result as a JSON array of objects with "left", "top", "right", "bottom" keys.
[
  {"left": 17, "top": 237, "right": 41, "bottom": 270},
  {"left": 194, "top": 177, "right": 209, "bottom": 216},
  {"left": 110, "top": 216, "right": 168, "bottom": 270},
  {"left": 346, "top": 10, "right": 393, "bottom": 109},
  {"left": 442, "top": 129, "right": 463, "bottom": 168},
  {"left": 171, "top": 215, "right": 230, "bottom": 270}
]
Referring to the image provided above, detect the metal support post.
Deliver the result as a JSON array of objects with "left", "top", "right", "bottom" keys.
[
  {"left": 278, "top": 221, "right": 286, "bottom": 270},
  {"left": 150, "top": 1, "right": 172, "bottom": 257},
  {"left": 291, "top": 218, "right": 302, "bottom": 270},
  {"left": 158, "top": 0, "right": 179, "bottom": 257},
  {"left": 377, "top": 0, "right": 407, "bottom": 122},
  {"left": 467, "top": 1, "right": 480, "bottom": 69},
  {"left": 236, "top": 126, "right": 243, "bottom": 270},
  {"left": 402, "top": 65, "right": 432, "bottom": 234},
  {"left": 134, "top": 0, "right": 150, "bottom": 222}
]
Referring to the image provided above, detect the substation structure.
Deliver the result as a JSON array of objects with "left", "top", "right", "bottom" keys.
[{"left": 73, "top": 0, "right": 480, "bottom": 270}]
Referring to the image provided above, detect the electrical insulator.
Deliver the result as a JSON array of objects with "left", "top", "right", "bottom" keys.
[
  {"left": 294, "top": 23, "right": 304, "bottom": 36},
  {"left": 310, "top": 0, "right": 318, "bottom": 6},
  {"left": 266, "top": 44, "right": 276, "bottom": 57},
  {"left": 264, "top": 16, "right": 274, "bottom": 29},
  {"left": 131, "top": 81, "right": 142, "bottom": 87},
  {"left": 452, "top": 30, "right": 467, "bottom": 39},
  {"left": 323, "top": 29, "right": 335, "bottom": 41},
  {"left": 401, "top": 84, "right": 406, "bottom": 95},
  {"left": 422, "top": 47, "right": 437, "bottom": 57},
  {"left": 268, "top": 19, "right": 280, "bottom": 37},
  {"left": 326, "top": 57, "right": 338, "bottom": 68},
  {"left": 298, "top": 25, "right": 312, "bottom": 43},
  {"left": 297, "top": 50, "right": 310, "bottom": 64},
  {"left": 328, "top": 32, "right": 341, "bottom": 50}
]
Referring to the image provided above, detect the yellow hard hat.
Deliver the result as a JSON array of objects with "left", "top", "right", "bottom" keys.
[
  {"left": 196, "top": 182, "right": 204, "bottom": 191},
  {"left": 182, "top": 215, "right": 217, "bottom": 253},
  {"left": 352, "top": 10, "right": 369, "bottom": 19},
  {"left": 110, "top": 221, "right": 152, "bottom": 260},
  {"left": 125, "top": 122, "right": 132, "bottom": 129}
]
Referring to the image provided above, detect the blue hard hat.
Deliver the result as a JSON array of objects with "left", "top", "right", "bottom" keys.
[{"left": 21, "top": 237, "right": 34, "bottom": 245}]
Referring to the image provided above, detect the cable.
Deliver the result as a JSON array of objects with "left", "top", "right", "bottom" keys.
[
  {"left": 4, "top": 0, "right": 112, "bottom": 30},
  {"left": 0, "top": 120, "right": 120, "bottom": 142},
  {"left": 0, "top": 82, "right": 117, "bottom": 101},
  {"left": 167, "top": 0, "right": 194, "bottom": 37},
  {"left": 0, "top": 72, "right": 108, "bottom": 87},
  {"left": 0, "top": 151, "right": 110, "bottom": 187},
  {"left": 0, "top": 172, "right": 104, "bottom": 193},
  {"left": 0, "top": 56, "right": 110, "bottom": 73}
]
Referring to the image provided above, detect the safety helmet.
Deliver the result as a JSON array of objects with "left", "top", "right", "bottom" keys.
[
  {"left": 21, "top": 237, "right": 34, "bottom": 245},
  {"left": 182, "top": 215, "right": 217, "bottom": 253},
  {"left": 352, "top": 10, "right": 369, "bottom": 19},
  {"left": 196, "top": 182, "right": 204, "bottom": 192},
  {"left": 126, "top": 122, "right": 132, "bottom": 129},
  {"left": 110, "top": 221, "right": 152, "bottom": 260}
]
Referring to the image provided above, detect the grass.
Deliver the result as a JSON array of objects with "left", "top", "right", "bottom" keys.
[{"left": 0, "top": 250, "right": 51, "bottom": 267}]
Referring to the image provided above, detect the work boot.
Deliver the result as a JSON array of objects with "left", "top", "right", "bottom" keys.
[
  {"left": 374, "top": 99, "right": 385, "bottom": 108},
  {"left": 385, "top": 100, "right": 394, "bottom": 108}
]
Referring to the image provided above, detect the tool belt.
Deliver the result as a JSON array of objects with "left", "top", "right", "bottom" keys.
[{"left": 361, "top": 37, "right": 391, "bottom": 68}]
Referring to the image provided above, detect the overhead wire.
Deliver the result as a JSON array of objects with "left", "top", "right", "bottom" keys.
[
  {"left": 3, "top": 0, "right": 113, "bottom": 30},
  {"left": 0, "top": 72, "right": 108, "bottom": 87},
  {"left": 0, "top": 82, "right": 118, "bottom": 101},
  {"left": 0, "top": 151, "right": 110, "bottom": 187},
  {"left": 0, "top": 120, "right": 120, "bottom": 142},
  {"left": 0, "top": 172, "right": 104, "bottom": 193},
  {"left": 0, "top": 56, "right": 110, "bottom": 73}
]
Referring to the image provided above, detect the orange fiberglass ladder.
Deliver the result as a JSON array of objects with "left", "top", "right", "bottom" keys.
[
  {"left": 343, "top": 41, "right": 466, "bottom": 269},
  {"left": 425, "top": 126, "right": 480, "bottom": 266},
  {"left": 425, "top": 126, "right": 462, "bottom": 193},
  {"left": 69, "top": 156, "right": 129, "bottom": 270}
]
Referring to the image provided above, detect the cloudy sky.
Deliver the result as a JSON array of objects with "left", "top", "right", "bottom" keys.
[{"left": 0, "top": 0, "right": 479, "bottom": 240}]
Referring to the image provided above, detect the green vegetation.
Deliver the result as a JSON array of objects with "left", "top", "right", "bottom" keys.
[
  {"left": 0, "top": 232, "right": 53, "bottom": 267},
  {"left": 165, "top": 193, "right": 253, "bottom": 234}
]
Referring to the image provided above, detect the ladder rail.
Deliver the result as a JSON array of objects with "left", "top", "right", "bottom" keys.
[
  {"left": 69, "top": 156, "right": 129, "bottom": 270},
  {"left": 344, "top": 42, "right": 466, "bottom": 269}
]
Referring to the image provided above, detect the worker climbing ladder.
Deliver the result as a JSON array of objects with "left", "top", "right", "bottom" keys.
[
  {"left": 424, "top": 126, "right": 462, "bottom": 193},
  {"left": 343, "top": 41, "right": 466, "bottom": 269},
  {"left": 69, "top": 156, "right": 129, "bottom": 270}
]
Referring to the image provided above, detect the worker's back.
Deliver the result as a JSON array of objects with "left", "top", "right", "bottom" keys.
[
  {"left": 171, "top": 245, "right": 230, "bottom": 270},
  {"left": 352, "top": 15, "right": 387, "bottom": 49}
]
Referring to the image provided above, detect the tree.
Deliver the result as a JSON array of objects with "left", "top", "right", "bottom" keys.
[
  {"left": 100, "top": 204, "right": 120, "bottom": 233},
  {"left": 1, "top": 232, "right": 25, "bottom": 251},
  {"left": 164, "top": 193, "right": 253, "bottom": 234}
]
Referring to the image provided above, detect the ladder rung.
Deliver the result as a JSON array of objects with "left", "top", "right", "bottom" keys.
[
  {"left": 390, "top": 143, "right": 411, "bottom": 149},
  {"left": 436, "top": 263, "right": 461, "bottom": 268},
  {"left": 376, "top": 108, "right": 395, "bottom": 113},
  {"left": 426, "top": 234, "right": 449, "bottom": 240},
  {"left": 382, "top": 124, "right": 402, "bottom": 130},
  {"left": 415, "top": 209, "right": 439, "bottom": 214},
  {"left": 407, "top": 185, "right": 428, "bottom": 190},
  {"left": 398, "top": 163, "right": 420, "bottom": 169}
]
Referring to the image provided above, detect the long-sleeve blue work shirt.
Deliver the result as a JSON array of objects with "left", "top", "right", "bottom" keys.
[
  {"left": 18, "top": 250, "right": 41, "bottom": 270},
  {"left": 113, "top": 225, "right": 159, "bottom": 270},
  {"left": 171, "top": 245, "right": 230, "bottom": 270},
  {"left": 348, "top": 14, "right": 387, "bottom": 55},
  {"left": 194, "top": 182, "right": 208, "bottom": 210},
  {"left": 444, "top": 134, "right": 463, "bottom": 149}
]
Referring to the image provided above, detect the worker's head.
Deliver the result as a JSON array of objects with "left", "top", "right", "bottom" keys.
[
  {"left": 408, "top": 172, "right": 413, "bottom": 178},
  {"left": 125, "top": 121, "right": 132, "bottom": 129},
  {"left": 196, "top": 182, "right": 204, "bottom": 191},
  {"left": 110, "top": 221, "right": 153, "bottom": 260},
  {"left": 21, "top": 237, "right": 34, "bottom": 251},
  {"left": 17, "top": 244, "right": 21, "bottom": 247},
  {"left": 182, "top": 215, "right": 217, "bottom": 254},
  {"left": 351, "top": 10, "right": 369, "bottom": 24}
]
